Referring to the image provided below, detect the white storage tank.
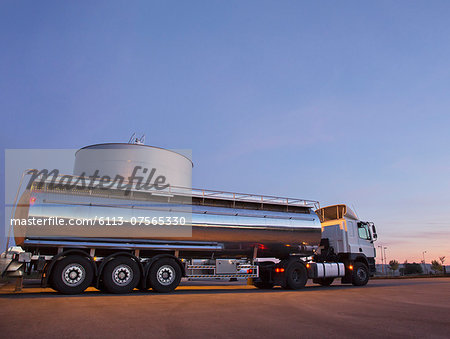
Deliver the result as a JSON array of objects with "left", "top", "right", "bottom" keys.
[{"left": 73, "top": 143, "right": 193, "bottom": 189}]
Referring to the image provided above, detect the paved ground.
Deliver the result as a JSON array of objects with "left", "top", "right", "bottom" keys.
[{"left": 0, "top": 278, "right": 449, "bottom": 338}]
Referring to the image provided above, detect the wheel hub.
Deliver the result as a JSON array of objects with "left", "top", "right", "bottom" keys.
[
  {"left": 292, "top": 269, "right": 301, "bottom": 282},
  {"left": 357, "top": 268, "right": 367, "bottom": 280},
  {"left": 112, "top": 265, "right": 133, "bottom": 286},
  {"left": 157, "top": 265, "right": 175, "bottom": 286},
  {"left": 62, "top": 264, "right": 85, "bottom": 286}
]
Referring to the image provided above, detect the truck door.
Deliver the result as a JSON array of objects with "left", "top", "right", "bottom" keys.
[
  {"left": 346, "top": 220, "right": 359, "bottom": 254},
  {"left": 356, "top": 222, "right": 374, "bottom": 258}
]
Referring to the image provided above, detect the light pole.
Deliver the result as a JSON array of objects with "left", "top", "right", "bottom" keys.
[
  {"left": 422, "top": 251, "right": 427, "bottom": 274},
  {"left": 378, "top": 245, "right": 384, "bottom": 274},
  {"left": 384, "top": 247, "right": 388, "bottom": 275}
]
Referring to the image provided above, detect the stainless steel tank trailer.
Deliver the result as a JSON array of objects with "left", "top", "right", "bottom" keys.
[{"left": 1, "top": 142, "right": 377, "bottom": 294}]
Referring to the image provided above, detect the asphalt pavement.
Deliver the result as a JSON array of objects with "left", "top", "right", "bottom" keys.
[{"left": 0, "top": 278, "right": 449, "bottom": 338}]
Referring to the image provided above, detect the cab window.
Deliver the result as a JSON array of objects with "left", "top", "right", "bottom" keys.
[{"left": 358, "top": 223, "right": 371, "bottom": 240}]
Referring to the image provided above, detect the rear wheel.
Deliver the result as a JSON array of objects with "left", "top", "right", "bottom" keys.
[
  {"left": 282, "top": 261, "right": 308, "bottom": 290},
  {"left": 51, "top": 255, "right": 94, "bottom": 295},
  {"left": 148, "top": 258, "right": 182, "bottom": 293},
  {"left": 352, "top": 262, "right": 369, "bottom": 286},
  {"left": 102, "top": 257, "right": 141, "bottom": 294}
]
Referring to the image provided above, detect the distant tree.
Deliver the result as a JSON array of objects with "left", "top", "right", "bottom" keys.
[
  {"left": 403, "top": 262, "right": 423, "bottom": 275},
  {"left": 388, "top": 260, "right": 399, "bottom": 275},
  {"left": 431, "top": 260, "right": 443, "bottom": 274},
  {"left": 439, "top": 256, "right": 446, "bottom": 274}
]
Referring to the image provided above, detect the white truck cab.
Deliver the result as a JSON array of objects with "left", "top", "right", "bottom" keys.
[{"left": 315, "top": 204, "right": 377, "bottom": 282}]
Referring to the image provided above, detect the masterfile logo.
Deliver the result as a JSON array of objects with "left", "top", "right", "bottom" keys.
[{"left": 26, "top": 166, "right": 170, "bottom": 195}]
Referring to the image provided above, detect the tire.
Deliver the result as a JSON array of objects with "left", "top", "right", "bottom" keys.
[
  {"left": 148, "top": 258, "right": 182, "bottom": 293},
  {"left": 316, "top": 278, "right": 334, "bottom": 286},
  {"left": 282, "top": 261, "right": 308, "bottom": 290},
  {"left": 102, "top": 257, "right": 141, "bottom": 294},
  {"left": 254, "top": 262, "right": 274, "bottom": 289},
  {"left": 51, "top": 255, "right": 94, "bottom": 295},
  {"left": 352, "top": 262, "right": 370, "bottom": 286},
  {"left": 253, "top": 281, "right": 274, "bottom": 289}
]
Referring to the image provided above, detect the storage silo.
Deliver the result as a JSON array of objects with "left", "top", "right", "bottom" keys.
[{"left": 73, "top": 143, "right": 193, "bottom": 189}]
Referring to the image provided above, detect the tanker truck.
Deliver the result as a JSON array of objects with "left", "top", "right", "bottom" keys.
[{"left": 1, "top": 143, "right": 377, "bottom": 294}]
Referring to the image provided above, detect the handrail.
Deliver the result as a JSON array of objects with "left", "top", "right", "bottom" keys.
[{"left": 188, "top": 187, "right": 319, "bottom": 208}]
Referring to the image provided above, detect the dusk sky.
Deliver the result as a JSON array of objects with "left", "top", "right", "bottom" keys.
[{"left": 1, "top": 1, "right": 449, "bottom": 263}]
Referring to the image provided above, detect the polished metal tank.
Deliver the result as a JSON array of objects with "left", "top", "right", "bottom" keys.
[{"left": 14, "top": 185, "right": 321, "bottom": 258}]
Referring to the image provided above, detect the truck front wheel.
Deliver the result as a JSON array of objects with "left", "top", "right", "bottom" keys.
[
  {"left": 51, "top": 255, "right": 94, "bottom": 294},
  {"left": 148, "top": 258, "right": 182, "bottom": 293},
  {"left": 102, "top": 257, "right": 141, "bottom": 294},
  {"left": 352, "top": 262, "right": 369, "bottom": 286}
]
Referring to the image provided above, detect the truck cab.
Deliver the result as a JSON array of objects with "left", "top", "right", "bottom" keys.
[{"left": 316, "top": 204, "right": 377, "bottom": 281}]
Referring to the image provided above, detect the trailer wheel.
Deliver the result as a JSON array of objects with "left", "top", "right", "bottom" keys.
[
  {"left": 148, "top": 258, "right": 182, "bottom": 293},
  {"left": 102, "top": 257, "right": 140, "bottom": 294},
  {"left": 316, "top": 278, "right": 334, "bottom": 286},
  {"left": 282, "top": 261, "right": 307, "bottom": 290},
  {"left": 51, "top": 255, "right": 94, "bottom": 294},
  {"left": 352, "top": 262, "right": 369, "bottom": 286}
]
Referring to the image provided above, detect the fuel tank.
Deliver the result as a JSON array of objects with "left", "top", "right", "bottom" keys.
[{"left": 14, "top": 185, "right": 322, "bottom": 258}]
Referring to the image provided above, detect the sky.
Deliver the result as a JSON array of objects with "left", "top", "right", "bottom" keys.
[{"left": 1, "top": 1, "right": 449, "bottom": 264}]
